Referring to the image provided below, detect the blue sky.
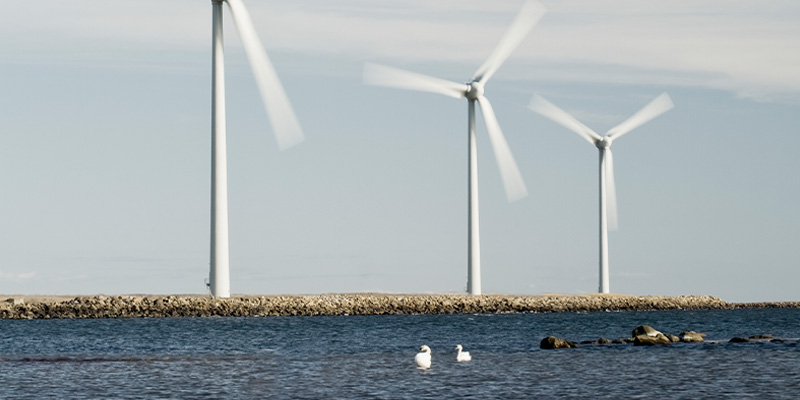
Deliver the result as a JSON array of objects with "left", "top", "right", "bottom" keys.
[{"left": 1, "top": 0, "right": 798, "bottom": 301}]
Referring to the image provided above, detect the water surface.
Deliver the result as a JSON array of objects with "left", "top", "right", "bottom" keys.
[{"left": 1, "top": 309, "right": 798, "bottom": 398}]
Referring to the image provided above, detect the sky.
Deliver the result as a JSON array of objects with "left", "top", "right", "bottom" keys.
[{"left": 1, "top": 0, "right": 798, "bottom": 302}]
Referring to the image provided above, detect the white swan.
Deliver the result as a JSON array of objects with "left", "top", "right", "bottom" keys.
[
  {"left": 455, "top": 345, "right": 471, "bottom": 362},
  {"left": 415, "top": 345, "right": 432, "bottom": 369}
]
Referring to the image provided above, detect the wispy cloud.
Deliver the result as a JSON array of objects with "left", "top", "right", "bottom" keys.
[
  {"left": 0, "top": 271, "right": 37, "bottom": 281},
  {"left": 521, "top": 1, "right": 800, "bottom": 102},
  {"left": 616, "top": 271, "right": 652, "bottom": 278},
  {"left": 2, "top": 0, "right": 797, "bottom": 100},
  {"left": 261, "top": 0, "right": 800, "bottom": 101}
]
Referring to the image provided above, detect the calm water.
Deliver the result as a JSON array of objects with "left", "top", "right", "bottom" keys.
[{"left": 1, "top": 309, "right": 799, "bottom": 399}]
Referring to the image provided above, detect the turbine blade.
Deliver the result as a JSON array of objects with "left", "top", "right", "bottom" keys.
[
  {"left": 606, "top": 92, "right": 674, "bottom": 140},
  {"left": 226, "top": 0, "right": 304, "bottom": 150},
  {"left": 363, "top": 63, "right": 468, "bottom": 99},
  {"left": 472, "top": 0, "right": 546, "bottom": 83},
  {"left": 605, "top": 148, "right": 618, "bottom": 231},
  {"left": 528, "top": 94, "right": 602, "bottom": 144},
  {"left": 477, "top": 96, "right": 528, "bottom": 202}
]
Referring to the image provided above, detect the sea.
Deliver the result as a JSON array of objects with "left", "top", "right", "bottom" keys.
[{"left": 1, "top": 308, "right": 798, "bottom": 399}]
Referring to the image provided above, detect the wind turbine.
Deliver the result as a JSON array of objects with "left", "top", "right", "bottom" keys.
[
  {"left": 208, "top": 0, "right": 304, "bottom": 297},
  {"left": 528, "top": 92, "right": 673, "bottom": 293},
  {"left": 364, "top": 1, "right": 546, "bottom": 295}
]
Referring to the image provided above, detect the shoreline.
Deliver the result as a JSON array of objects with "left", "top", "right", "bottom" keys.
[{"left": 1, "top": 293, "right": 798, "bottom": 319}]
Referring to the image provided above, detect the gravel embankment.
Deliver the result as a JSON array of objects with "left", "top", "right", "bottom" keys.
[{"left": 1, "top": 293, "right": 785, "bottom": 319}]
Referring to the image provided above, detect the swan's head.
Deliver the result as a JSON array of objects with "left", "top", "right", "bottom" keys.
[
  {"left": 455, "top": 345, "right": 463, "bottom": 351},
  {"left": 419, "top": 345, "right": 431, "bottom": 353}
]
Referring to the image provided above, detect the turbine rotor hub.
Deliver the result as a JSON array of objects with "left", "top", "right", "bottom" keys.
[
  {"left": 596, "top": 137, "right": 613, "bottom": 149},
  {"left": 465, "top": 81, "right": 484, "bottom": 100}
]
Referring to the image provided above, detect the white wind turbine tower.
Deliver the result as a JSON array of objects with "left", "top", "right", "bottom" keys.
[
  {"left": 528, "top": 92, "right": 673, "bottom": 293},
  {"left": 364, "top": 1, "right": 546, "bottom": 295},
  {"left": 208, "top": 0, "right": 304, "bottom": 297}
]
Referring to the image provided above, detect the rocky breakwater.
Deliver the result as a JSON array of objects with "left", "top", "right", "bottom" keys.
[
  {"left": 541, "top": 325, "right": 797, "bottom": 349},
  {"left": 0, "top": 293, "right": 733, "bottom": 319}
]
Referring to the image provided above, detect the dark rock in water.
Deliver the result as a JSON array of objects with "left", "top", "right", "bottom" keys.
[
  {"left": 770, "top": 338, "right": 785, "bottom": 343},
  {"left": 579, "top": 338, "right": 612, "bottom": 345},
  {"left": 540, "top": 336, "right": 578, "bottom": 349},
  {"left": 631, "top": 325, "right": 675, "bottom": 344},
  {"left": 632, "top": 325, "right": 661, "bottom": 338},
  {"left": 679, "top": 331, "right": 707, "bottom": 342},
  {"left": 749, "top": 334, "right": 773, "bottom": 340},
  {"left": 612, "top": 337, "right": 634, "bottom": 344},
  {"left": 729, "top": 337, "right": 751, "bottom": 343},
  {"left": 633, "top": 333, "right": 671, "bottom": 346},
  {"left": 665, "top": 334, "right": 680, "bottom": 342}
]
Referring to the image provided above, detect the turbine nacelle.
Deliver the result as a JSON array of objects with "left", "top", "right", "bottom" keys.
[{"left": 465, "top": 81, "right": 485, "bottom": 100}]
